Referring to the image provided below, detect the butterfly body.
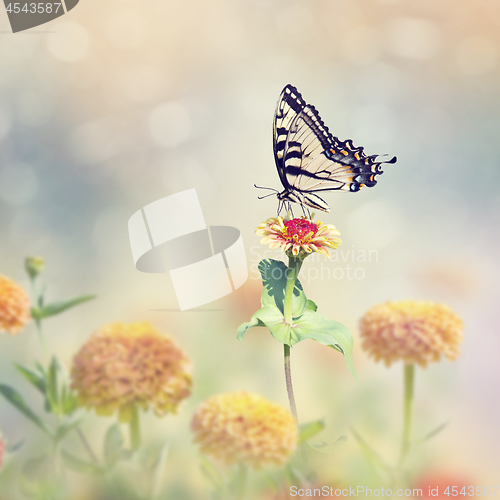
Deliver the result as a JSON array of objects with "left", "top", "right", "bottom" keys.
[{"left": 271, "top": 84, "right": 397, "bottom": 213}]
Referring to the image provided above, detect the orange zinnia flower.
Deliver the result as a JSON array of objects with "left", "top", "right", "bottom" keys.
[
  {"left": 71, "top": 322, "right": 192, "bottom": 421},
  {"left": 0, "top": 275, "right": 30, "bottom": 335},
  {"left": 191, "top": 391, "right": 298, "bottom": 469},
  {"left": 360, "top": 301, "right": 464, "bottom": 367}
]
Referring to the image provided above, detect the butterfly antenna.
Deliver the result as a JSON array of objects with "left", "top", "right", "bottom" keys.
[
  {"left": 257, "top": 192, "right": 277, "bottom": 200},
  {"left": 254, "top": 184, "right": 279, "bottom": 193}
]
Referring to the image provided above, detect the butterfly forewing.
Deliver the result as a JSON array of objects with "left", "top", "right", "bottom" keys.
[
  {"left": 273, "top": 86, "right": 306, "bottom": 188},
  {"left": 271, "top": 84, "right": 397, "bottom": 212},
  {"left": 284, "top": 107, "right": 351, "bottom": 193}
]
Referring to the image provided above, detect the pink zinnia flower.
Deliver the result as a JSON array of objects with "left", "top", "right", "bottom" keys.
[{"left": 256, "top": 216, "right": 341, "bottom": 258}]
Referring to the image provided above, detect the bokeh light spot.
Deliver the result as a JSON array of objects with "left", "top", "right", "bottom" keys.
[
  {"left": 386, "top": 17, "right": 440, "bottom": 60},
  {"left": 46, "top": 21, "right": 90, "bottom": 62},
  {"left": 0, "top": 108, "right": 12, "bottom": 141},
  {"left": 0, "top": 163, "right": 39, "bottom": 206},
  {"left": 149, "top": 103, "right": 191, "bottom": 148},
  {"left": 106, "top": 11, "right": 147, "bottom": 49},
  {"left": 456, "top": 36, "right": 498, "bottom": 76},
  {"left": 341, "top": 25, "right": 380, "bottom": 65}
]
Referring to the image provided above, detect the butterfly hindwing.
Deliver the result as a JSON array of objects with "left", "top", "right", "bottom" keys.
[{"left": 272, "top": 84, "right": 397, "bottom": 212}]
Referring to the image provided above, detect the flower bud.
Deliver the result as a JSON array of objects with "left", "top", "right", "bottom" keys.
[{"left": 25, "top": 256, "right": 45, "bottom": 280}]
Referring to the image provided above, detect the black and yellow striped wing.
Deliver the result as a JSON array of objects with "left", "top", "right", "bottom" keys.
[{"left": 273, "top": 85, "right": 396, "bottom": 212}]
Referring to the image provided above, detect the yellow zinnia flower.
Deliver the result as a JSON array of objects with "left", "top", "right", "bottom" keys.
[
  {"left": 191, "top": 391, "right": 298, "bottom": 469},
  {"left": 0, "top": 274, "right": 30, "bottom": 335},
  {"left": 71, "top": 322, "right": 192, "bottom": 421},
  {"left": 256, "top": 216, "right": 341, "bottom": 258},
  {"left": 359, "top": 301, "right": 464, "bottom": 367}
]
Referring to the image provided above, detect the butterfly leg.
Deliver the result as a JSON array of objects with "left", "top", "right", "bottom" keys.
[{"left": 300, "top": 203, "right": 311, "bottom": 219}]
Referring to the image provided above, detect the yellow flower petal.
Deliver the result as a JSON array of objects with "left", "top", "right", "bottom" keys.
[
  {"left": 255, "top": 216, "right": 341, "bottom": 259},
  {"left": 191, "top": 392, "right": 297, "bottom": 469},
  {"left": 0, "top": 275, "right": 30, "bottom": 336},
  {"left": 359, "top": 301, "right": 464, "bottom": 367},
  {"left": 71, "top": 322, "right": 192, "bottom": 420}
]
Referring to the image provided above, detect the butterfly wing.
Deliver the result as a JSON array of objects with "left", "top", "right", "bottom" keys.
[
  {"left": 273, "top": 85, "right": 306, "bottom": 192},
  {"left": 273, "top": 85, "right": 397, "bottom": 212}
]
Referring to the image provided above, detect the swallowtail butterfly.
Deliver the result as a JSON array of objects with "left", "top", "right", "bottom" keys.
[{"left": 258, "top": 85, "right": 397, "bottom": 214}]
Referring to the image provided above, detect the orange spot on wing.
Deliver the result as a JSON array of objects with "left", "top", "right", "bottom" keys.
[{"left": 354, "top": 153, "right": 360, "bottom": 160}]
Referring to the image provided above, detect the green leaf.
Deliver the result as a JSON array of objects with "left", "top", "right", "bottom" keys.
[
  {"left": 0, "top": 384, "right": 51, "bottom": 436},
  {"left": 307, "top": 300, "right": 318, "bottom": 312},
  {"left": 22, "top": 454, "right": 52, "bottom": 481},
  {"left": 45, "top": 357, "right": 60, "bottom": 414},
  {"left": 351, "top": 427, "right": 390, "bottom": 475},
  {"left": 61, "top": 386, "right": 78, "bottom": 416},
  {"left": 237, "top": 258, "right": 356, "bottom": 379},
  {"left": 298, "top": 419, "right": 325, "bottom": 444},
  {"left": 292, "top": 312, "right": 357, "bottom": 379},
  {"left": 55, "top": 413, "right": 83, "bottom": 440},
  {"left": 15, "top": 364, "right": 46, "bottom": 395},
  {"left": 237, "top": 304, "right": 289, "bottom": 342},
  {"left": 20, "top": 455, "right": 63, "bottom": 499},
  {"left": 62, "top": 451, "right": 103, "bottom": 475},
  {"left": 150, "top": 443, "right": 169, "bottom": 500},
  {"left": 236, "top": 314, "right": 266, "bottom": 341},
  {"left": 32, "top": 295, "right": 96, "bottom": 320},
  {"left": 228, "top": 463, "right": 247, "bottom": 498},
  {"left": 19, "top": 475, "right": 64, "bottom": 500},
  {"left": 414, "top": 421, "right": 449, "bottom": 444},
  {"left": 307, "top": 434, "right": 347, "bottom": 455},
  {"left": 237, "top": 304, "right": 356, "bottom": 379},
  {"left": 284, "top": 463, "right": 308, "bottom": 486},
  {"left": 259, "top": 259, "right": 307, "bottom": 317},
  {"left": 7, "top": 439, "right": 24, "bottom": 453},
  {"left": 104, "top": 423, "right": 124, "bottom": 462},
  {"left": 35, "top": 362, "right": 46, "bottom": 379},
  {"left": 237, "top": 259, "right": 308, "bottom": 341},
  {"left": 199, "top": 455, "right": 227, "bottom": 496}
]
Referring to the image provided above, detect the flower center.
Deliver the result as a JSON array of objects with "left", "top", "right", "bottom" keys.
[{"left": 283, "top": 218, "right": 318, "bottom": 242}]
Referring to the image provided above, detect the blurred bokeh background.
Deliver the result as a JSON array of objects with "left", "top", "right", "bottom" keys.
[{"left": 1, "top": 0, "right": 499, "bottom": 497}]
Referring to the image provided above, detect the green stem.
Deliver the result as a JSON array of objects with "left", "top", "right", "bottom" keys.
[
  {"left": 29, "top": 276, "right": 49, "bottom": 360},
  {"left": 234, "top": 463, "right": 248, "bottom": 500},
  {"left": 34, "top": 319, "right": 49, "bottom": 361},
  {"left": 282, "top": 255, "right": 310, "bottom": 467},
  {"left": 52, "top": 435, "right": 62, "bottom": 477},
  {"left": 283, "top": 256, "right": 303, "bottom": 325},
  {"left": 76, "top": 426, "right": 99, "bottom": 463},
  {"left": 282, "top": 256, "right": 303, "bottom": 423},
  {"left": 129, "top": 405, "right": 141, "bottom": 450},
  {"left": 398, "top": 363, "right": 415, "bottom": 468},
  {"left": 284, "top": 344, "right": 298, "bottom": 424}
]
